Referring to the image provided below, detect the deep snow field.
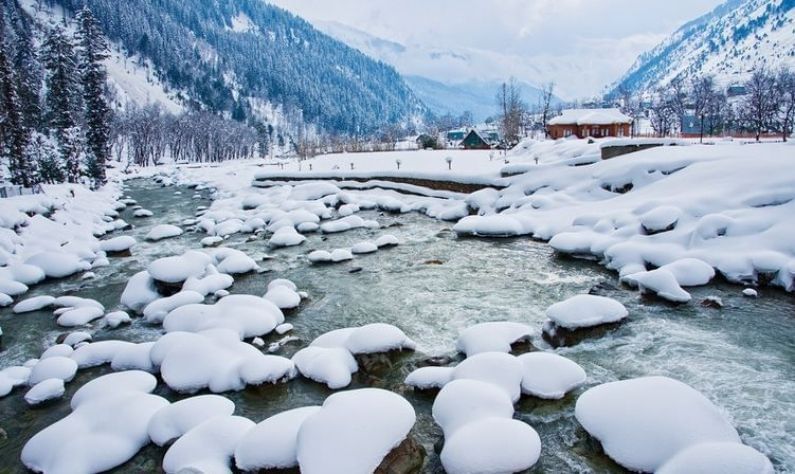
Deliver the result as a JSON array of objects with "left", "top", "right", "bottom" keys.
[{"left": 0, "top": 139, "right": 793, "bottom": 473}]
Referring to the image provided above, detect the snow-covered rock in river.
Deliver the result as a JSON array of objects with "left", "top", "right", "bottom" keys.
[
  {"left": 24, "top": 378, "right": 65, "bottom": 405},
  {"left": 575, "top": 376, "right": 743, "bottom": 472},
  {"left": 152, "top": 329, "right": 295, "bottom": 393},
  {"left": 56, "top": 305, "right": 105, "bottom": 327},
  {"left": 235, "top": 406, "right": 321, "bottom": 471},
  {"left": 143, "top": 291, "right": 205, "bottom": 324},
  {"left": 148, "top": 395, "right": 236, "bottom": 446},
  {"left": 162, "top": 294, "right": 284, "bottom": 339},
  {"left": 0, "top": 365, "right": 31, "bottom": 397},
  {"left": 456, "top": 321, "right": 533, "bottom": 357},
  {"left": 99, "top": 236, "right": 136, "bottom": 254},
  {"left": 148, "top": 251, "right": 212, "bottom": 284},
  {"left": 25, "top": 251, "right": 91, "bottom": 279},
  {"left": 656, "top": 442, "right": 774, "bottom": 474},
  {"left": 440, "top": 417, "right": 541, "bottom": 474},
  {"left": 163, "top": 415, "right": 255, "bottom": 474},
  {"left": 13, "top": 295, "right": 56, "bottom": 314},
  {"left": 296, "top": 388, "right": 416, "bottom": 474},
  {"left": 264, "top": 284, "right": 301, "bottom": 309},
  {"left": 21, "top": 372, "right": 168, "bottom": 473},
  {"left": 623, "top": 268, "right": 692, "bottom": 303},
  {"left": 517, "top": 352, "right": 586, "bottom": 399},
  {"left": 268, "top": 226, "right": 306, "bottom": 248},
  {"left": 375, "top": 234, "right": 400, "bottom": 247},
  {"left": 145, "top": 224, "right": 183, "bottom": 241},
  {"left": 28, "top": 356, "right": 78, "bottom": 385},
  {"left": 545, "top": 294, "right": 629, "bottom": 329},
  {"left": 291, "top": 346, "right": 359, "bottom": 389},
  {"left": 330, "top": 248, "right": 354, "bottom": 262},
  {"left": 120, "top": 271, "right": 160, "bottom": 312},
  {"left": 308, "top": 250, "right": 333, "bottom": 263},
  {"left": 351, "top": 241, "right": 378, "bottom": 254}
]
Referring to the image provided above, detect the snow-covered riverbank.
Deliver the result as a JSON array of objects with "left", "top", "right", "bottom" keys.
[{"left": 0, "top": 139, "right": 793, "bottom": 473}]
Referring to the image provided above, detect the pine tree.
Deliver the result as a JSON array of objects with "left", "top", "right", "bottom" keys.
[
  {"left": 0, "top": 24, "right": 36, "bottom": 187},
  {"left": 76, "top": 7, "right": 111, "bottom": 187},
  {"left": 41, "top": 23, "right": 82, "bottom": 182}
]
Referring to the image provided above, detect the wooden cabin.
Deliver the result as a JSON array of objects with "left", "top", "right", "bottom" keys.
[{"left": 547, "top": 108, "right": 632, "bottom": 139}]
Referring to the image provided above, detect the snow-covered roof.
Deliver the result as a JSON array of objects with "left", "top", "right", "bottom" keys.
[{"left": 548, "top": 108, "right": 631, "bottom": 126}]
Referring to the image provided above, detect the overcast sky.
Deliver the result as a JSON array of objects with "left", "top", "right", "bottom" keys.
[{"left": 269, "top": 0, "right": 725, "bottom": 98}]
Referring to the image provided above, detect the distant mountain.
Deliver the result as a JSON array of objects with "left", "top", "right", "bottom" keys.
[
  {"left": 315, "top": 20, "right": 563, "bottom": 119},
  {"left": 610, "top": 0, "right": 795, "bottom": 94},
  {"left": 25, "top": 0, "right": 426, "bottom": 135}
]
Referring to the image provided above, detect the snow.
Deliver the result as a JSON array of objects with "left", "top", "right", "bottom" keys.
[
  {"left": 292, "top": 346, "right": 359, "bottom": 389},
  {"left": 450, "top": 352, "right": 523, "bottom": 403},
  {"left": 21, "top": 372, "right": 168, "bottom": 474},
  {"left": 288, "top": 182, "right": 341, "bottom": 201},
  {"left": 235, "top": 406, "right": 321, "bottom": 471},
  {"left": 153, "top": 329, "right": 295, "bottom": 393},
  {"left": 28, "top": 356, "right": 78, "bottom": 385},
  {"left": 183, "top": 273, "right": 234, "bottom": 296},
  {"left": 351, "top": 241, "right": 378, "bottom": 254},
  {"left": 268, "top": 278, "right": 298, "bottom": 292},
  {"left": 641, "top": 205, "right": 682, "bottom": 233},
  {"left": 24, "top": 378, "right": 65, "bottom": 405},
  {"left": 213, "top": 248, "right": 259, "bottom": 274},
  {"left": 120, "top": 271, "right": 160, "bottom": 312},
  {"left": 545, "top": 294, "right": 629, "bottom": 329},
  {"left": 743, "top": 288, "right": 759, "bottom": 298},
  {"left": 456, "top": 321, "right": 533, "bottom": 357},
  {"left": 575, "top": 376, "right": 743, "bottom": 472},
  {"left": 143, "top": 291, "right": 205, "bottom": 324},
  {"left": 296, "top": 388, "right": 416, "bottom": 474},
  {"left": 623, "top": 268, "right": 693, "bottom": 303},
  {"left": 375, "top": 234, "right": 400, "bottom": 247},
  {"left": 71, "top": 340, "right": 135, "bottom": 368},
  {"left": 308, "top": 250, "right": 333, "bottom": 263},
  {"left": 148, "top": 251, "right": 212, "bottom": 283},
  {"left": 404, "top": 366, "right": 454, "bottom": 390},
  {"left": 0, "top": 365, "right": 31, "bottom": 397},
  {"left": 330, "top": 248, "right": 354, "bottom": 262},
  {"left": 269, "top": 226, "right": 307, "bottom": 247},
  {"left": 432, "top": 379, "right": 515, "bottom": 438},
  {"left": 517, "top": 352, "right": 586, "bottom": 399},
  {"left": 313, "top": 323, "right": 416, "bottom": 354},
  {"left": 163, "top": 415, "right": 255, "bottom": 474},
  {"left": 440, "top": 417, "right": 541, "bottom": 474},
  {"left": 162, "top": 294, "right": 285, "bottom": 339},
  {"left": 105, "top": 310, "right": 132, "bottom": 328},
  {"left": 133, "top": 209, "right": 154, "bottom": 218},
  {"left": 148, "top": 395, "right": 236, "bottom": 446},
  {"left": 548, "top": 108, "right": 631, "bottom": 126},
  {"left": 276, "top": 323, "right": 294, "bottom": 334},
  {"left": 656, "top": 442, "right": 774, "bottom": 474},
  {"left": 40, "top": 344, "right": 74, "bottom": 359},
  {"left": 454, "top": 215, "right": 524, "bottom": 237},
  {"left": 264, "top": 284, "right": 301, "bottom": 309},
  {"left": 70, "top": 371, "right": 157, "bottom": 409},
  {"left": 56, "top": 305, "right": 105, "bottom": 327},
  {"left": 13, "top": 295, "right": 56, "bottom": 313},
  {"left": 98, "top": 236, "right": 136, "bottom": 253},
  {"left": 25, "top": 251, "right": 91, "bottom": 278},
  {"left": 145, "top": 224, "right": 184, "bottom": 241}
]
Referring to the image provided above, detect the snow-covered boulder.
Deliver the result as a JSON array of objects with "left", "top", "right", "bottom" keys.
[
  {"left": 99, "top": 236, "right": 136, "bottom": 254},
  {"left": 450, "top": 352, "right": 523, "bottom": 403},
  {"left": 656, "top": 442, "right": 774, "bottom": 474},
  {"left": 145, "top": 224, "right": 183, "bottom": 241},
  {"left": 312, "top": 323, "right": 416, "bottom": 355},
  {"left": 13, "top": 295, "right": 56, "bottom": 313},
  {"left": 70, "top": 340, "right": 136, "bottom": 368},
  {"left": 289, "top": 182, "right": 340, "bottom": 201},
  {"left": 375, "top": 234, "right": 400, "bottom": 247},
  {"left": 0, "top": 365, "right": 31, "bottom": 397},
  {"left": 292, "top": 346, "right": 358, "bottom": 389},
  {"left": 152, "top": 329, "right": 295, "bottom": 393},
  {"left": 148, "top": 395, "right": 236, "bottom": 446},
  {"left": 162, "top": 294, "right": 284, "bottom": 339},
  {"left": 269, "top": 226, "right": 306, "bottom": 247},
  {"left": 296, "top": 388, "right": 416, "bottom": 474},
  {"left": 163, "top": 415, "right": 255, "bottom": 474},
  {"left": 659, "top": 258, "right": 716, "bottom": 287},
  {"left": 104, "top": 310, "right": 132, "bottom": 328},
  {"left": 148, "top": 251, "right": 212, "bottom": 284},
  {"left": 264, "top": 284, "right": 301, "bottom": 309},
  {"left": 28, "top": 356, "right": 78, "bottom": 385},
  {"left": 25, "top": 251, "right": 90, "bottom": 279},
  {"left": 143, "top": 291, "right": 205, "bottom": 324},
  {"left": 517, "top": 352, "right": 586, "bottom": 399},
  {"left": 351, "top": 241, "right": 378, "bottom": 254},
  {"left": 640, "top": 205, "right": 681, "bottom": 234},
  {"left": 308, "top": 250, "right": 333, "bottom": 263},
  {"left": 235, "top": 406, "right": 321, "bottom": 471},
  {"left": 440, "top": 417, "right": 541, "bottom": 474},
  {"left": 453, "top": 215, "right": 524, "bottom": 237},
  {"left": 623, "top": 268, "right": 692, "bottom": 303},
  {"left": 24, "top": 378, "right": 65, "bottom": 405},
  {"left": 21, "top": 372, "right": 168, "bottom": 473},
  {"left": 545, "top": 294, "right": 629, "bottom": 329},
  {"left": 212, "top": 248, "right": 259, "bottom": 274},
  {"left": 330, "top": 248, "right": 354, "bottom": 262},
  {"left": 456, "top": 321, "right": 533, "bottom": 357},
  {"left": 133, "top": 208, "right": 154, "bottom": 218},
  {"left": 575, "top": 376, "right": 742, "bottom": 472},
  {"left": 182, "top": 273, "right": 234, "bottom": 296},
  {"left": 404, "top": 366, "right": 455, "bottom": 390},
  {"left": 432, "top": 379, "right": 515, "bottom": 438},
  {"left": 120, "top": 271, "right": 160, "bottom": 312},
  {"left": 56, "top": 306, "right": 105, "bottom": 327}
]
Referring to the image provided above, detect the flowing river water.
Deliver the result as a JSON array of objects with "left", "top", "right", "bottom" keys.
[{"left": 0, "top": 179, "right": 793, "bottom": 473}]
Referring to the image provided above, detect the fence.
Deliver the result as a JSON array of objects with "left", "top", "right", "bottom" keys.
[{"left": 0, "top": 184, "right": 45, "bottom": 198}]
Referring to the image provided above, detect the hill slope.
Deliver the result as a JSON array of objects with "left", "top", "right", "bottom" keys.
[
  {"left": 611, "top": 0, "right": 795, "bottom": 94},
  {"left": 34, "top": 0, "right": 426, "bottom": 135}
]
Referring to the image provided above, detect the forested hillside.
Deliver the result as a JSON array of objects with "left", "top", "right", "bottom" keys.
[{"left": 41, "top": 0, "right": 426, "bottom": 135}]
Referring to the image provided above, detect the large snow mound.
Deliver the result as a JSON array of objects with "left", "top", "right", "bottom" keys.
[
  {"left": 546, "top": 294, "right": 628, "bottom": 329},
  {"left": 575, "top": 376, "right": 742, "bottom": 472},
  {"left": 296, "top": 388, "right": 416, "bottom": 474}
]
